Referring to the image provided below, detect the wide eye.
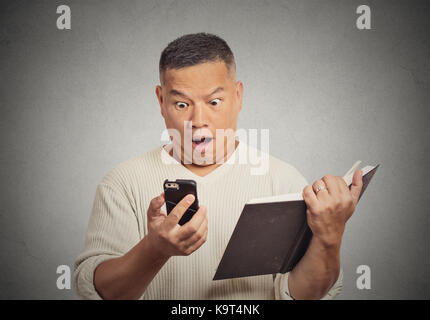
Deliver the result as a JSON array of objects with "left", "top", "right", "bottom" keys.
[
  {"left": 209, "top": 98, "right": 221, "bottom": 106},
  {"left": 175, "top": 102, "right": 188, "bottom": 109}
]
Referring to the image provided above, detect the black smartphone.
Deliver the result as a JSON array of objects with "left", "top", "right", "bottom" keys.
[{"left": 163, "top": 179, "right": 199, "bottom": 226}]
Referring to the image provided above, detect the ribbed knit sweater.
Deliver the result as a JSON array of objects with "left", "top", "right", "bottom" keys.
[{"left": 74, "top": 141, "right": 343, "bottom": 299}]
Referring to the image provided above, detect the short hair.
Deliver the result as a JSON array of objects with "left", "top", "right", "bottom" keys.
[{"left": 159, "top": 33, "right": 236, "bottom": 81}]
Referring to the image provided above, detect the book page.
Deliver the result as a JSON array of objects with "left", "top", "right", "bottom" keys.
[{"left": 247, "top": 164, "right": 376, "bottom": 205}]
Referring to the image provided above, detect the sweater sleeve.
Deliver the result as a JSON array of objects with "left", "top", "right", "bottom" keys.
[
  {"left": 274, "top": 268, "right": 343, "bottom": 300},
  {"left": 73, "top": 182, "right": 141, "bottom": 300}
]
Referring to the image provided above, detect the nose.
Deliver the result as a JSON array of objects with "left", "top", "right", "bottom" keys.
[{"left": 190, "top": 102, "right": 207, "bottom": 128}]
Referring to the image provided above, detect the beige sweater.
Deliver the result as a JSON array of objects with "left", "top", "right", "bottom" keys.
[{"left": 74, "top": 141, "right": 343, "bottom": 299}]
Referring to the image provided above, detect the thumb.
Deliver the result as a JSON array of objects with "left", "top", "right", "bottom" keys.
[
  {"left": 147, "top": 193, "right": 165, "bottom": 218},
  {"left": 350, "top": 170, "right": 363, "bottom": 205}
]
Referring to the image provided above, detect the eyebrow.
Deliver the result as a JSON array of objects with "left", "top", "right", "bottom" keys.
[
  {"left": 169, "top": 87, "right": 225, "bottom": 100},
  {"left": 169, "top": 89, "right": 190, "bottom": 99},
  {"left": 206, "top": 87, "right": 224, "bottom": 97}
]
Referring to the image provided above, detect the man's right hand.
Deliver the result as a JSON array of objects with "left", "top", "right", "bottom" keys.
[{"left": 146, "top": 193, "right": 208, "bottom": 259}]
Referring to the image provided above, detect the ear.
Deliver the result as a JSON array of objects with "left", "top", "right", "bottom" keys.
[
  {"left": 235, "top": 80, "right": 244, "bottom": 112},
  {"left": 155, "top": 85, "right": 165, "bottom": 118}
]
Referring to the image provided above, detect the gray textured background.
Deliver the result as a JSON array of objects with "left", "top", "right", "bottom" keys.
[{"left": 1, "top": 0, "right": 429, "bottom": 299}]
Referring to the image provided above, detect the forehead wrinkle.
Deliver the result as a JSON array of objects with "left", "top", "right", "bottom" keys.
[{"left": 163, "top": 63, "right": 234, "bottom": 101}]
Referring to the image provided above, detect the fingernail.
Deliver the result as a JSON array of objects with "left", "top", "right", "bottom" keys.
[{"left": 186, "top": 194, "right": 194, "bottom": 204}]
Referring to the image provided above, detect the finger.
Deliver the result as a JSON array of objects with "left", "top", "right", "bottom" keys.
[
  {"left": 336, "top": 176, "right": 350, "bottom": 195},
  {"left": 302, "top": 185, "right": 319, "bottom": 209},
  {"left": 350, "top": 169, "right": 363, "bottom": 205},
  {"left": 164, "top": 194, "right": 195, "bottom": 228},
  {"left": 147, "top": 193, "right": 165, "bottom": 217},
  {"left": 181, "top": 214, "right": 208, "bottom": 245},
  {"left": 178, "top": 206, "right": 207, "bottom": 240},
  {"left": 312, "top": 179, "right": 330, "bottom": 201},
  {"left": 321, "top": 174, "right": 341, "bottom": 196}
]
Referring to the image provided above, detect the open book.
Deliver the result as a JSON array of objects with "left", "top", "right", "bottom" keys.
[{"left": 213, "top": 161, "right": 380, "bottom": 280}]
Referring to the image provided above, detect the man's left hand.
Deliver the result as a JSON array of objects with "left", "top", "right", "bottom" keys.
[{"left": 302, "top": 170, "right": 363, "bottom": 248}]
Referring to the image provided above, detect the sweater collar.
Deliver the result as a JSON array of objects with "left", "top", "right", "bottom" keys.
[{"left": 160, "top": 140, "right": 245, "bottom": 183}]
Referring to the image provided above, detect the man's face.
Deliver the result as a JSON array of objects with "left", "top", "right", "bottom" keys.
[{"left": 156, "top": 60, "right": 243, "bottom": 165}]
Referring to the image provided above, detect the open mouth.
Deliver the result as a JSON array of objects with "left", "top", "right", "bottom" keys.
[{"left": 192, "top": 136, "right": 213, "bottom": 151}]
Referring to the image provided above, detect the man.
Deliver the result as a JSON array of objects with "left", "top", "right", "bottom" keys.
[{"left": 74, "top": 33, "right": 363, "bottom": 300}]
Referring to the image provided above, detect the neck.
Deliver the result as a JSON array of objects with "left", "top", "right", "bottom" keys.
[{"left": 169, "top": 140, "right": 239, "bottom": 178}]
